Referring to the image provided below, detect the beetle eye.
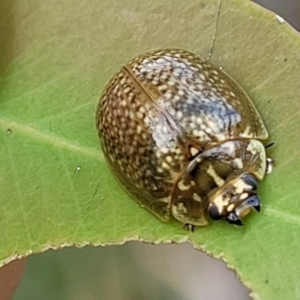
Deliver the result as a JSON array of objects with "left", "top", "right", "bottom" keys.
[
  {"left": 242, "top": 174, "right": 258, "bottom": 190},
  {"left": 208, "top": 203, "right": 221, "bottom": 220}
]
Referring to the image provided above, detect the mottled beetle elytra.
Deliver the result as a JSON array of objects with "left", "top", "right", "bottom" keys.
[{"left": 96, "top": 49, "right": 273, "bottom": 230}]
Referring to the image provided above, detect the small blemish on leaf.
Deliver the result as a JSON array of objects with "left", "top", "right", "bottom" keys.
[
  {"left": 74, "top": 166, "right": 81, "bottom": 174},
  {"left": 275, "top": 14, "right": 285, "bottom": 24}
]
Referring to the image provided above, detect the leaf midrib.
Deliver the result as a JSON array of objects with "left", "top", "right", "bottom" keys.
[{"left": 0, "top": 116, "right": 102, "bottom": 160}]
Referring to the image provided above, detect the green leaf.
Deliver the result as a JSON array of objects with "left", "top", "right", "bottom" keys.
[{"left": 1, "top": 0, "right": 299, "bottom": 299}]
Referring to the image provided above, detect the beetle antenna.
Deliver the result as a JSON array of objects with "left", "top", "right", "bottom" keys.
[{"left": 265, "top": 141, "right": 275, "bottom": 149}]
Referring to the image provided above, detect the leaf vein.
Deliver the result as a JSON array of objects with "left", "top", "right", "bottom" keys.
[{"left": 0, "top": 117, "right": 103, "bottom": 160}]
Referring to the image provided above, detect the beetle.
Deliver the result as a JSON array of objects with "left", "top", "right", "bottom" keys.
[{"left": 96, "top": 49, "right": 273, "bottom": 230}]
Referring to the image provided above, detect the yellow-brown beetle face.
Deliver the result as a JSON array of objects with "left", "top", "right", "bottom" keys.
[
  {"left": 96, "top": 48, "right": 273, "bottom": 230},
  {"left": 207, "top": 173, "right": 260, "bottom": 226},
  {"left": 170, "top": 139, "right": 270, "bottom": 228}
]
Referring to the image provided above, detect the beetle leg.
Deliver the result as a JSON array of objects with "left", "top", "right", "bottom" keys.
[
  {"left": 183, "top": 223, "right": 195, "bottom": 232},
  {"left": 226, "top": 212, "right": 243, "bottom": 226},
  {"left": 266, "top": 157, "right": 275, "bottom": 174}
]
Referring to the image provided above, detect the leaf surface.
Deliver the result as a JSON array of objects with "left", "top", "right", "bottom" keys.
[{"left": 1, "top": 1, "right": 300, "bottom": 299}]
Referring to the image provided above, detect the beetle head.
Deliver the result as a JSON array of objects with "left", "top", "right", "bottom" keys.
[{"left": 207, "top": 173, "right": 260, "bottom": 225}]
